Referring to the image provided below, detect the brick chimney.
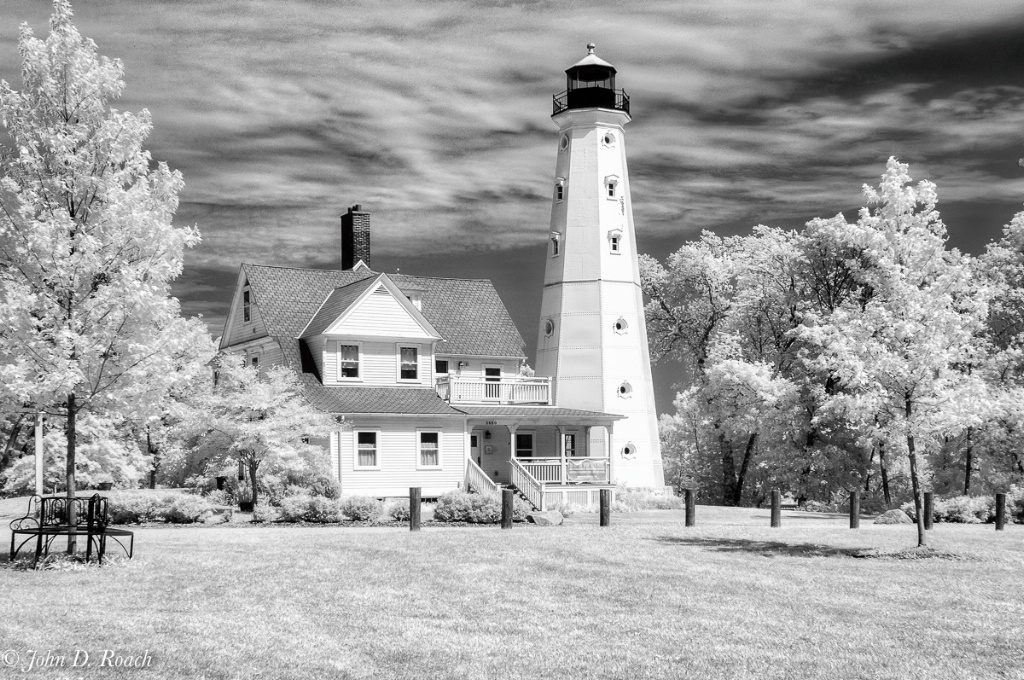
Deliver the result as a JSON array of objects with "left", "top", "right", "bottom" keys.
[{"left": 340, "top": 205, "right": 371, "bottom": 270}]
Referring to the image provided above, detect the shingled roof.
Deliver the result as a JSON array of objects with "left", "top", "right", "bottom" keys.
[
  {"left": 297, "top": 375, "right": 464, "bottom": 415},
  {"left": 242, "top": 264, "right": 526, "bottom": 357}
]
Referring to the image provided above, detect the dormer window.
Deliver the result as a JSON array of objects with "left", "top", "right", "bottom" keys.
[
  {"left": 399, "top": 346, "right": 419, "bottom": 381},
  {"left": 402, "top": 287, "right": 425, "bottom": 311},
  {"left": 604, "top": 176, "right": 619, "bottom": 199},
  {"left": 608, "top": 228, "right": 623, "bottom": 254},
  {"left": 550, "top": 231, "right": 561, "bottom": 257},
  {"left": 243, "top": 288, "right": 251, "bottom": 323},
  {"left": 554, "top": 178, "right": 565, "bottom": 202}
]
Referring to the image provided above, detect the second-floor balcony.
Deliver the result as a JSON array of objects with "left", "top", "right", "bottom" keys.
[{"left": 436, "top": 376, "right": 551, "bottom": 405}]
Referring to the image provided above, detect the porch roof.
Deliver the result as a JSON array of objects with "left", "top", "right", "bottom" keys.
[
  {"left": 455, "top": 405, "right": 623, "bottom": 425},
  {"left": 297, "top": 375, "right": 463, "bottom": 415}
]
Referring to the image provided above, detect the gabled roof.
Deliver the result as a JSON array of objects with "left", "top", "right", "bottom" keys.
[
  {"left": 300, "top": 277, "right": 378, "bottom": 338},
  {"left": 239, "top": 264, "right": 526, "bottom": 358}
]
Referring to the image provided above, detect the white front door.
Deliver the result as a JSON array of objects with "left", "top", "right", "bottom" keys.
[{"left": 470, "top": 432, "right": 482, "bottom": 467}]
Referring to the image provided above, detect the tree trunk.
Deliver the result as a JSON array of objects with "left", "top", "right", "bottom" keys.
[
  {"left": 963, "top": 427, "right": 974, "bottom": 496},
  {"left": 0, "top": 414, "right": 26, "bottom": 472},
  {"left": 905, "top": 398, "right": 926, "bottom": 548},
  {"left": 734, "top": 432, "right": 757, "bottom": 506},
  {"left": 718, "top": 432, "right": 738, "bottom": 506},
  {"left": 247, "top": 458, "right": 260, "bottom": 508},
  {"left": 879, "top": 441, "right": 891, "bottom": 507},
  {"left": 864, "top": 445, "right": 875, "bottom": 493},
  {"left": 66, "top": 392, "right": 77, "bottom": 554},
  {"left": 147, "top": 427, "right": 158, "bottom": 490}
]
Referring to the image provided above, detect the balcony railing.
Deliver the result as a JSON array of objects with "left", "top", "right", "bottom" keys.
[
  {"left": 519, "top": 457, "right": 610, "bottom": 485},
  {"left": 552, "top": 88, "right": 629, "bottom": 116},
  {"left": 436, "top": 376, "right": 551, "bottom": 405}
]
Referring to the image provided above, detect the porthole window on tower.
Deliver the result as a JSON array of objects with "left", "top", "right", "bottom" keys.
[
  {"left": 560, "top": 135, "right": 570, "bottom": 151},
  {"left": 602, "top": 132, "right": 616, "bottom": 147},
  {"left": 618, "top": 381, "right": 633, "bottom": 398},
  {"left": 544, "top": 319, "right": 555, "bottom": 337},
  {"left": 621, "top": 443, "right": 637, "bottom": 459},
  {"left": 550, "top": 231, "right": 561, "bottom": 257},
  {"left": 613, "top": 317, "right": 628, "bottom": 334}
]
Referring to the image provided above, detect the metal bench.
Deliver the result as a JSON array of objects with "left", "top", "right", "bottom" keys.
[{"left": 9, "top": 494, "right": 134, "bottom": 567}]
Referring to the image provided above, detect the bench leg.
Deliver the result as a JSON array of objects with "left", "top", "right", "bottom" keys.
[{"left": 33, "top": 532, "right": 43, "bottom": 569}]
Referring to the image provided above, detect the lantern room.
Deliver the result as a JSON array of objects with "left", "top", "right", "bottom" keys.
[{"left": 552, "top": 43, "right": 630, "bottom": 116}]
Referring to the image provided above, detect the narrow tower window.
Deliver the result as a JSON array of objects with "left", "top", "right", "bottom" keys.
[
  {"left": 604, "top": 176, "right": 619, "bottom": 199},
  {"left": 608, "top": 228, "right": 623, "bottom": 254},
  {"left": 550, "top": 231, "right": 561, "bottom": 257},
  {"left": 554, "top": 178, "right": 565, "bottom": 202}
]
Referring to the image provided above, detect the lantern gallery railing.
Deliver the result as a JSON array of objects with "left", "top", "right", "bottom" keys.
[
  {"left": 435, "top": 376, "right": 551, "bottom": 405},
  {"left": 552, "top": 88, "right": 629, "bottom": 116}
]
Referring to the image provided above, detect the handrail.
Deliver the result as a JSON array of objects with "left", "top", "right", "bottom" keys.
[
  {"left": 510, "top": 458, "right": 545, "bottom": 511},
  {"left": 436, "top": 375, "right": 551, "bottom": 405},
  {"left": 465, "top": 457, "right": 500, "bottom": 495}
]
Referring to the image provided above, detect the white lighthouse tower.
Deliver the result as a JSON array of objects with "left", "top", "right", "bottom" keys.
[{"left": 536, "top": 44, "right": 665, "bottom": 488}]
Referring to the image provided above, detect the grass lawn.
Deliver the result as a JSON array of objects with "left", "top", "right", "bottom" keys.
[{"left": 1, "top": 502, "right": 1023, "bottom": 680}]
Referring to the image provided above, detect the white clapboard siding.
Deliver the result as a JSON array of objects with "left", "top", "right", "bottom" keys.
[
  {"left": 334, "top": 287, "right": 433, "bottom": 338},
  {"left": 337, "top": 420, "right": 465, "bottom": 497},
  {"left": 323, "top": 340, "right": 432, "bottom": 387},
  {"left": 225, "top": 289, "right": 268, "bottom": 346}
]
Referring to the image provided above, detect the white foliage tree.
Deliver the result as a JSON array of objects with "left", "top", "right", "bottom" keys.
[{"left": 0, "top": 1, "right": 215, "bottom": 504}]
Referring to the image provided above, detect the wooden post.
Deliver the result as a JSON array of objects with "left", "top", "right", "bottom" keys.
[
  {"left": 409, "top": 487, "right": 421, "bottom": 532},
  {"left": 849, "top": 490, "right": 860, "bottom": 529},
  {"left": 558, "top": 425, "right": 567, "bottom": 485},
  {"left": 501, "top": 488, "right": 514, "bottom": 529},
  {"left": 995, "top": 493, "right": 1006, "bottom": 531},
  {"left": 923, "top": 492, "right": 933, "bottom": 531},
  {"left": 34, "top": 413, "right": 44, "bottom": 496},
  {"left": 684, "top": 488, "right": 695, "bottom": 527},
  {"left": 599, "top": 488, "right": 611, "bottom": 527},
  {"left": 770, "top": 488, "right": 781, "bottom": 528}
]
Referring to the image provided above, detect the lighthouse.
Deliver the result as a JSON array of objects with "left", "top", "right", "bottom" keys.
[{"left": 535, "top": 44, "right": 665, "bottom": 488}]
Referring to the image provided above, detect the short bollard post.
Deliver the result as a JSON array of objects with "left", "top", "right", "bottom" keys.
[
  {"left": 996, "top": 493, "right": 1006, "bottom": 531},
  {"left": 684, "top": 488, "right": 696, "bottom": 527},
  {"left": 501, "top": 489, "right": 514, "bottom": 530},
  {"left": 409, "top": 487, "right": 421, "bottom": 532},
  {"left": 849, "top": 490, "right": 860, "bottom": 529},
  {"left": 923, "top": 492, "right": 933, "bottom": 531},
  {"left": 600, "top": 488, "right": 611, "bottom": 527},
  {"left": 770, "top": 489, "right": 781, "bottom": 528}
]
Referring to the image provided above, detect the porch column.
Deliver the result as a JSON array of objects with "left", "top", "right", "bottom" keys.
[
  {"left": 558, "top": 425, "right": 566, "bottom": 485},
  {"left": 507, "top": 424, "right": 518, "bottom": 464}
]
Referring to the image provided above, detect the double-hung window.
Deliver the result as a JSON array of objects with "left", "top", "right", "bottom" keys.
[
  {"left": 400, "top": 347, "right": 418, "bottom": 380},
  {"left": 243, "top": 289, "right": 251, "bottom": 323},
  {"left": 419, "top": 431, "right": 441, "bottom": 468},
  {"left": 339, "top": 344, "right": 360, "bottom": 379},
  {"left": 355, "top": 432, "right": 378, "bottom": 469},
  {"left": 564, "top": 433, "right": 577, "bottom": 457}
]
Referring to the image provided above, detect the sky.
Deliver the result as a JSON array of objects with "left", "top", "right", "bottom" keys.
[{"left": 2, "top": 0, "right": 1024, "bottom": 414}]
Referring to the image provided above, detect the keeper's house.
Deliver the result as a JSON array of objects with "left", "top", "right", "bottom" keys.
[{"left": 219, "top": 207, "right": 621, "bottom": 510}]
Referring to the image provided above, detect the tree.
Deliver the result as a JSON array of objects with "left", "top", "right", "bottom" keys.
[
  {"left": 793, "top": 158, "right": 989, "bottom": 546},
  {"left": 186, "top": 355, "right": 338, "bottom": 508},
  {"left": 0, "top": 1, "right": 214, "bottom": 513}
]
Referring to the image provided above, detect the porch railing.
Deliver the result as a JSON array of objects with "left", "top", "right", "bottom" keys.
[
  {"left": 465, "top": 457, "right": 500, "bottom": 495},
  {"left": 435, "top": 376, "right": 551, "bottom": 405},
  {"left": 520, "top": 457, "right": 610, "bottom": 485},
  {"left": 510, "top": 458, "right": 545, "bottom": 511}
]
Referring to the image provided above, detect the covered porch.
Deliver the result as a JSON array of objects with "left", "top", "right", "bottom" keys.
[{"left": 458, "top": 406, "right": 623, "bottom": 510}]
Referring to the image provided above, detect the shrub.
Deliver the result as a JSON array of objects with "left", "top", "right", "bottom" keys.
[
  {"left": 306, "top": 496, "right": 344, "bottom": 523},
  {"left": 203, "top": 489, "right": 233, "bottom": 507},
  {"left": 550, "top": 501, "right": 578, "bottom": 518},
  {"left": 902, "top": 495, "right": 994, "bottom": 524},
  {"left": 340, "top": 496, "right": 383, "bottom": 522},
  {"left": 252, "top": 504, "right": 280, "bottom": 523},
  {"left": 164, "top": 495, "right": 215, "bottom": 523},
  {"left": 107, "top": 493, "right": 166, "bottom": 524},
  {"left": 433, "top": 490, "right": 528, "bottom": 523},
  {"left": 277, "top": 494, "right": 314, "bottom": 522},
  {"left": 388, "top": 501, "right": 411, "bottom": 522},
  {"left": 615, "top": 487, "right": 684, "bottom": 511},
  {"left": 308, "top": 475, "right": 342, "bottom": 500}
]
